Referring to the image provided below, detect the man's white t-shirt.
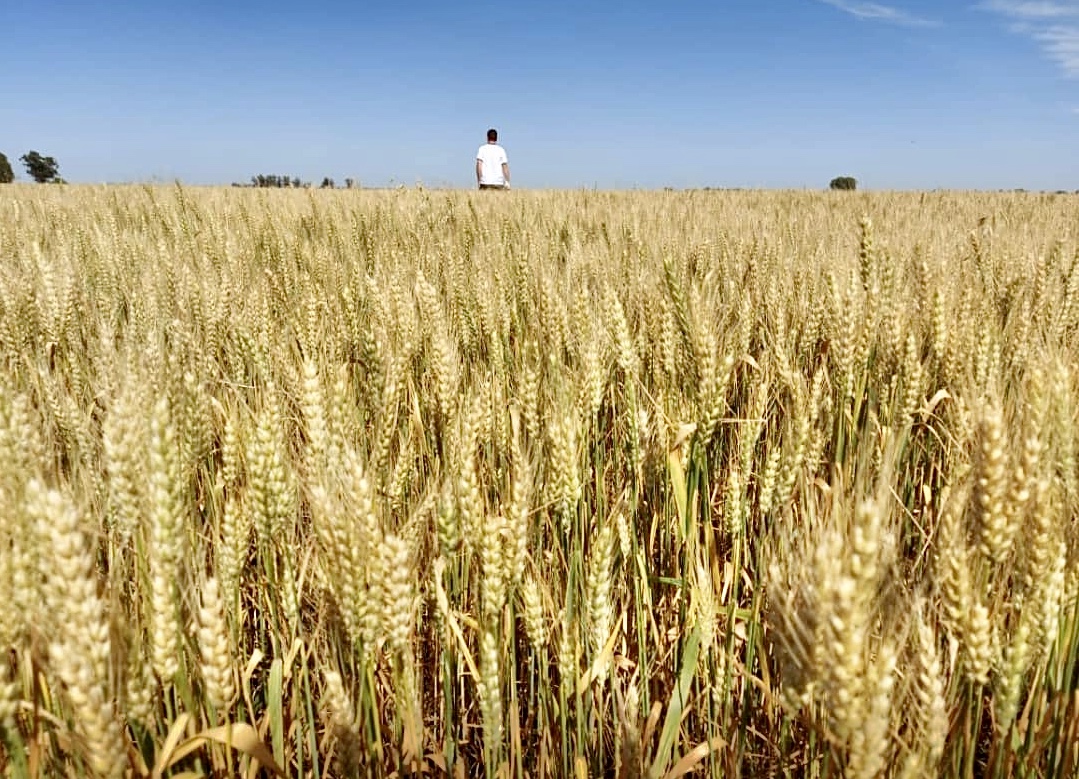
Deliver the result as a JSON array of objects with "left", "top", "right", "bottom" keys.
[{"left": 477, "top": 143, "right": 508, "bottom": 186}]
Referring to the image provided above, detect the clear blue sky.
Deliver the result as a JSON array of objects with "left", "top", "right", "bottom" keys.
[{"left": 2, "top": 0, "right": 1077, "bottom": 189}]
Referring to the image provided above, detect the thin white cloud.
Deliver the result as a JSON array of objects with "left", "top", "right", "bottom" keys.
[
  {"left": 818, "top": 0, "right": 941, "bottom": 27},
  {"left": 1030, "top": 24, "right": 1079, "bottom": 74},
  {"left": 978, "top": 1, "right": 1078, "bottom": 19},
  {"left": 979, "top": 1, "right": 1079, "bottom": 75}
]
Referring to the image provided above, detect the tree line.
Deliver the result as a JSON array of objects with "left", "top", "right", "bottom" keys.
[
  {"left": 0, "top": 151, "right": 63, "bottom": 184},
  {"left": 2, "top": 150, "right": 856, "bottom": 191},
  {"left": 19, "top": 158, "right": 1070, "bottom": 194},
  {"left": 239, "top": 175, "right": 357, "bottom": 189},
  {"left": 1, "top": 153, "right": 356, "bottom": 189}
]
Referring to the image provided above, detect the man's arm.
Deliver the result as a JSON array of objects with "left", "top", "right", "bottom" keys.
[
  {"left": 476, "top": 159, "right": 483, "bottom": 185},
  {"left": 501, "top": 162, "right": 510, "bottom": 187}
]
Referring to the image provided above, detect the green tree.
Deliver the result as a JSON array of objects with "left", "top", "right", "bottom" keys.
[
  {"left": 20, "top": 151, "right": 60, "bottom": 183},
  {"left": 0, "top": 153, "right": 13, "bottom": 183},
  {"left": 251, "top": 174, "right": 306, "bottom": 188},
  {"left": 829, "top": 176, "right": 857, "bottom": 191}
]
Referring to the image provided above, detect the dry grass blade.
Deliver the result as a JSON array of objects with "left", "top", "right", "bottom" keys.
[{"left": 159, "top": 722, "right": 286, "bottom": 777}]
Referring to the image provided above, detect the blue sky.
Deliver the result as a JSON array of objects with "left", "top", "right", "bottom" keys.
[{"left": 1, "top": 0, "right": 1077, "bottom": 189}]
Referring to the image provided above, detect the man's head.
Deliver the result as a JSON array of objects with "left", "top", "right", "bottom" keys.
[{"left": 487, "top": 128, "right": 498, "bottom": 143}]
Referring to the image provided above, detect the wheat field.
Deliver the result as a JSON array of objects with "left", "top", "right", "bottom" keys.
[{"left": 0, "top": 184, "right": 1078, "bottom": 778}]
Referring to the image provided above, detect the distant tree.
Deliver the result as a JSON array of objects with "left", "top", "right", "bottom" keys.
[
  {"left": 0, "top": 153, "right": 13, "bottom": 184},
  {"left": 344, "top": 178, "right": 355, "bottom": 189},
  {"left": 319, "top": 177, "right": 335, "bottom": 189},
  {"left": 250, "top": 174, "right": 306, "bottom": 188},
  {"left": 829, "top": 176, "right": 857, "bottom": 191},
  {"left": 20, "top": 151, "right": 60, "bottom": 183}
]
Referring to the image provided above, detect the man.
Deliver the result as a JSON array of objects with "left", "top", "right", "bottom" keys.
[{"left": 476, "top": 128, "right": 511, "bottom": 190}]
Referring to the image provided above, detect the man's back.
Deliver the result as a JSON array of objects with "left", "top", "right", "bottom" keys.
[{"left": 476, "top": 143, "right": 508, "bottom": 187}]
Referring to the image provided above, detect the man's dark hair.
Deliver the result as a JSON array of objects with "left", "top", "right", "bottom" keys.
[{"left": 487, "top": 128, "right": 498, "bottom": 142}]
